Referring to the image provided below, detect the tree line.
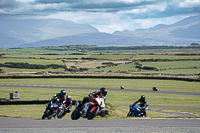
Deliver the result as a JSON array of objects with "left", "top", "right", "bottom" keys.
[{"left": 0, "top": 62, "right": 65, "bottom": 69}]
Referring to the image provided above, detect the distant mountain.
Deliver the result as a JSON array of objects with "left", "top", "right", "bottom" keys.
[
  {"left": 1, "top": 15, "right": 200, "bottom": 48},
  {"left": 0, "top": 32, "right": 25, "bottom": 48},
  {"left": 113, "top": 15, "right": 200, "bottom": 45},
  {"left": 0, "top": 19, "right": 99, "bottom": 48},
  {"left": 22, "top": 15, "right": 200, "bottom": 48},
  {"left": 19, "top": 33, "right": 146, "bottom": 48}
]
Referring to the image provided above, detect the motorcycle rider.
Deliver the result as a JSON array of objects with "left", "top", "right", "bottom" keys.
[
  {"left": 49, "top": 90, "right": 66, "bottom": 118},
  {"left": 78, "top": 87, "right": 108, "bottom": 111},
  {"left": 133, "top": 95, "right": 147, "bottom": 115},
  {"left": 63, "top": 95, "right": 72, "bottom": 114},
  {"left": 51, "top": 90, "right": 66, "bottom": 103}
]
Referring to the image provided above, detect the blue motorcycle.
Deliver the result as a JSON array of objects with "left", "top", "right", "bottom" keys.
[
  {"left": 127, "top": 104, "right": 149, "bottom": 117},
  {"left": 42, "top": 99, "right": 60, "bottom": 119}
]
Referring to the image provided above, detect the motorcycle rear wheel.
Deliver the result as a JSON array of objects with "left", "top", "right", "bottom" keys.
[
  {"left": 87, "top": 106, "right": 100, "bottom": 120},
  {"left": 142, "top": 112, "right": 147, "bottom": 117}
]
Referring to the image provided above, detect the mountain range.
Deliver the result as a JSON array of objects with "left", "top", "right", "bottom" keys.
[
  {"left": 0, "top": 19, "right": 98, "bottom": 48},
  {"left": 0, "top": 15, "right": 200, "bottom": 48}
]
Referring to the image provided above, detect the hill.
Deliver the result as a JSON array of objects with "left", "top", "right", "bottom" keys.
[
  {"left": 113, "top": 15, "right": 200, "bottom": 45},
  {"left": 19, "top": 33, "right": 146, "bottom": 48},
  {"left": 0, "top": 19, "right": 99, "bottom": 48}
]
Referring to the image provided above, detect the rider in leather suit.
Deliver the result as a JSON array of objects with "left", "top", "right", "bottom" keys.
[
  {"left": 78, "top": 87, "right": 107, "bottom": 111},
  {"left": 51, "top": 90, "right": 66, "bottom": 103},
  {"left": 63, "top": 94, "right": 72, "bottom": 113},
  {"left": 50, "top": 90, "right": 67, "bottom": 118},
  {"left": 133, "top": 95, "right": 147, "bottom": 114}
]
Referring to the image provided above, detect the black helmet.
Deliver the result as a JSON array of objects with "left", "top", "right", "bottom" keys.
[
  {"left": 66, "top": 95, "right": 71, "bottom": 101},
  {"left": 60, "top": 90, "right": 66, "bottom": 97},
  {"left": 141, "top": 95, "right": 145, "bottom": 101},
  {"left": 100, "top": 87, "right": 107, "bottom": 96}
]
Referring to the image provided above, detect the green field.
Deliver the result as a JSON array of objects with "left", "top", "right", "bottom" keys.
[
  {"left": 0, "top": 78, "right": 200, "bottom": 92},
  {"left": 1, "top": 45, "right": 200, "bottom": 55},
  {"left": 0, "top": 78, "right": 200, "bottom": 118},
  {"left": 1, "top": 53, "right": 200, "bottom": 76},
  {"left": 0, "top": 45, "right": 200, "bottom": 119}
]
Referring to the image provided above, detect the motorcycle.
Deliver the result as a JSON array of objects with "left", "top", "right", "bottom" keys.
[
  {"left": 127, "top": 104, "right": 149, "bottom": 117},
  {"left": 71, "top": 96, "right": 105, "bottom": 120},
  {"left": 42, "top": 99, "right": 65, "bottom": 119},
  {"left": 57, "top": 103, "right": 68, "bottom": 119}
]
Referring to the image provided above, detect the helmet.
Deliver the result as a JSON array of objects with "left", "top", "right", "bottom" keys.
[
  {"left": 141, "top": 95, "right": 145, "bottom": 101},
  {"left": 60, "top": 90, "right": 66, "bottom": 97},
  {"left": 66, "top": 95, "right": 71, "bottom": 101},
  {"left": 100, "top": 87, "right": 107, "bottom": 96}
]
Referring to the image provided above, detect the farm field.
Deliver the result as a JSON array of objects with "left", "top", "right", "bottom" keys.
[
  {"left": 1, "top": 46, "right": 200, "bottom": 77},
  {"left": 1, "top": 54, "right": 200, "bottom": 75},
  {"left": 1, "top": 45, "right": 200, "bottom": 55}
]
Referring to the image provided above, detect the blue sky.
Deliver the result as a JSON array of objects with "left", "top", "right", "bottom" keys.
[{"left": 0, "top": 0, "right": 200, "bottom": 33}]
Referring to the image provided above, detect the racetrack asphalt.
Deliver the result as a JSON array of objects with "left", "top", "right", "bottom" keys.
[
  {"left": 1, "top": 84, "right": 200, "bottom": 96},
  {"left": 0, "top": 117, "right": 200, "bottom": 133}
]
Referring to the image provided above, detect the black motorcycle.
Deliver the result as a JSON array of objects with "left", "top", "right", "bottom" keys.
[{"left": 57, "top": 103, "right": 69, "bottom": 119}]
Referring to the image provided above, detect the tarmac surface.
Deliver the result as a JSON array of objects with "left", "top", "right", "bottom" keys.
[
  {"left": 1, "top": 84, "right": 200, "bottom": 96},
  {"left": 0, "top": 117, "right": 200, "bottom": 133}
]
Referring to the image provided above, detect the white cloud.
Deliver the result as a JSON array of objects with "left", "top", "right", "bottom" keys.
[
  {"left": 0, "top": 0, "right": 200, "bottom": 33},
  {"left": 179, "top": 0, "right": 200, "bottom": 8},
  {"left": 16, "top": 0, "right": 35, "bottom": 3}
]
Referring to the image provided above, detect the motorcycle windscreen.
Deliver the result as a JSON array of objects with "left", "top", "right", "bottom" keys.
[{"left": 53, "top": 104, "right": 59, "bottom": 108}]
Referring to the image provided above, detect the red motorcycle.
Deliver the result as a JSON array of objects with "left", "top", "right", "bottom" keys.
[{"left": 71, "top": 96, "right": 105, "bottom": 120}]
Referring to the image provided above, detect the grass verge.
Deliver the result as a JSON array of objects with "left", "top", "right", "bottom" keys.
[{"left": 0, "top": 85, "right": 199, "bottom": 119}]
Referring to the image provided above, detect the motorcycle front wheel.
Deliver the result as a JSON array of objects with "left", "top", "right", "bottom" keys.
[
  {"left": 42, "top": 109, "right": 51, "bottom": 119},
  {"left": 127, "top": 111, "right": 134, "bottom": 117},
  {"left": 71, "top": 110, "right": 81, "bottom": 120},
  {"left": 87, "top": 106, "right": 100, "bottom": 120},
  {"left": 127, "top": 111, "right": 131, "bottom": 117},
  {"left": 57, "top": 108, "right": 66, "bottom": 119}
]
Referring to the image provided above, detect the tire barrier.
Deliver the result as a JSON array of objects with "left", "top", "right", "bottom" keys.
[
  {"left": 0, "top": 75, "right": 200, "bottom": 82},
  {"left": 0, "top": 100, "right": 48, "bottom": 105},
  {"left": 0, "top": 100, "right": 78, "bottom": 105}
]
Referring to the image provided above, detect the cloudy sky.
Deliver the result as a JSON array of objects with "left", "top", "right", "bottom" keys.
[{"left": 0, "top": 0, "right": 200, "bottom": 33}]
